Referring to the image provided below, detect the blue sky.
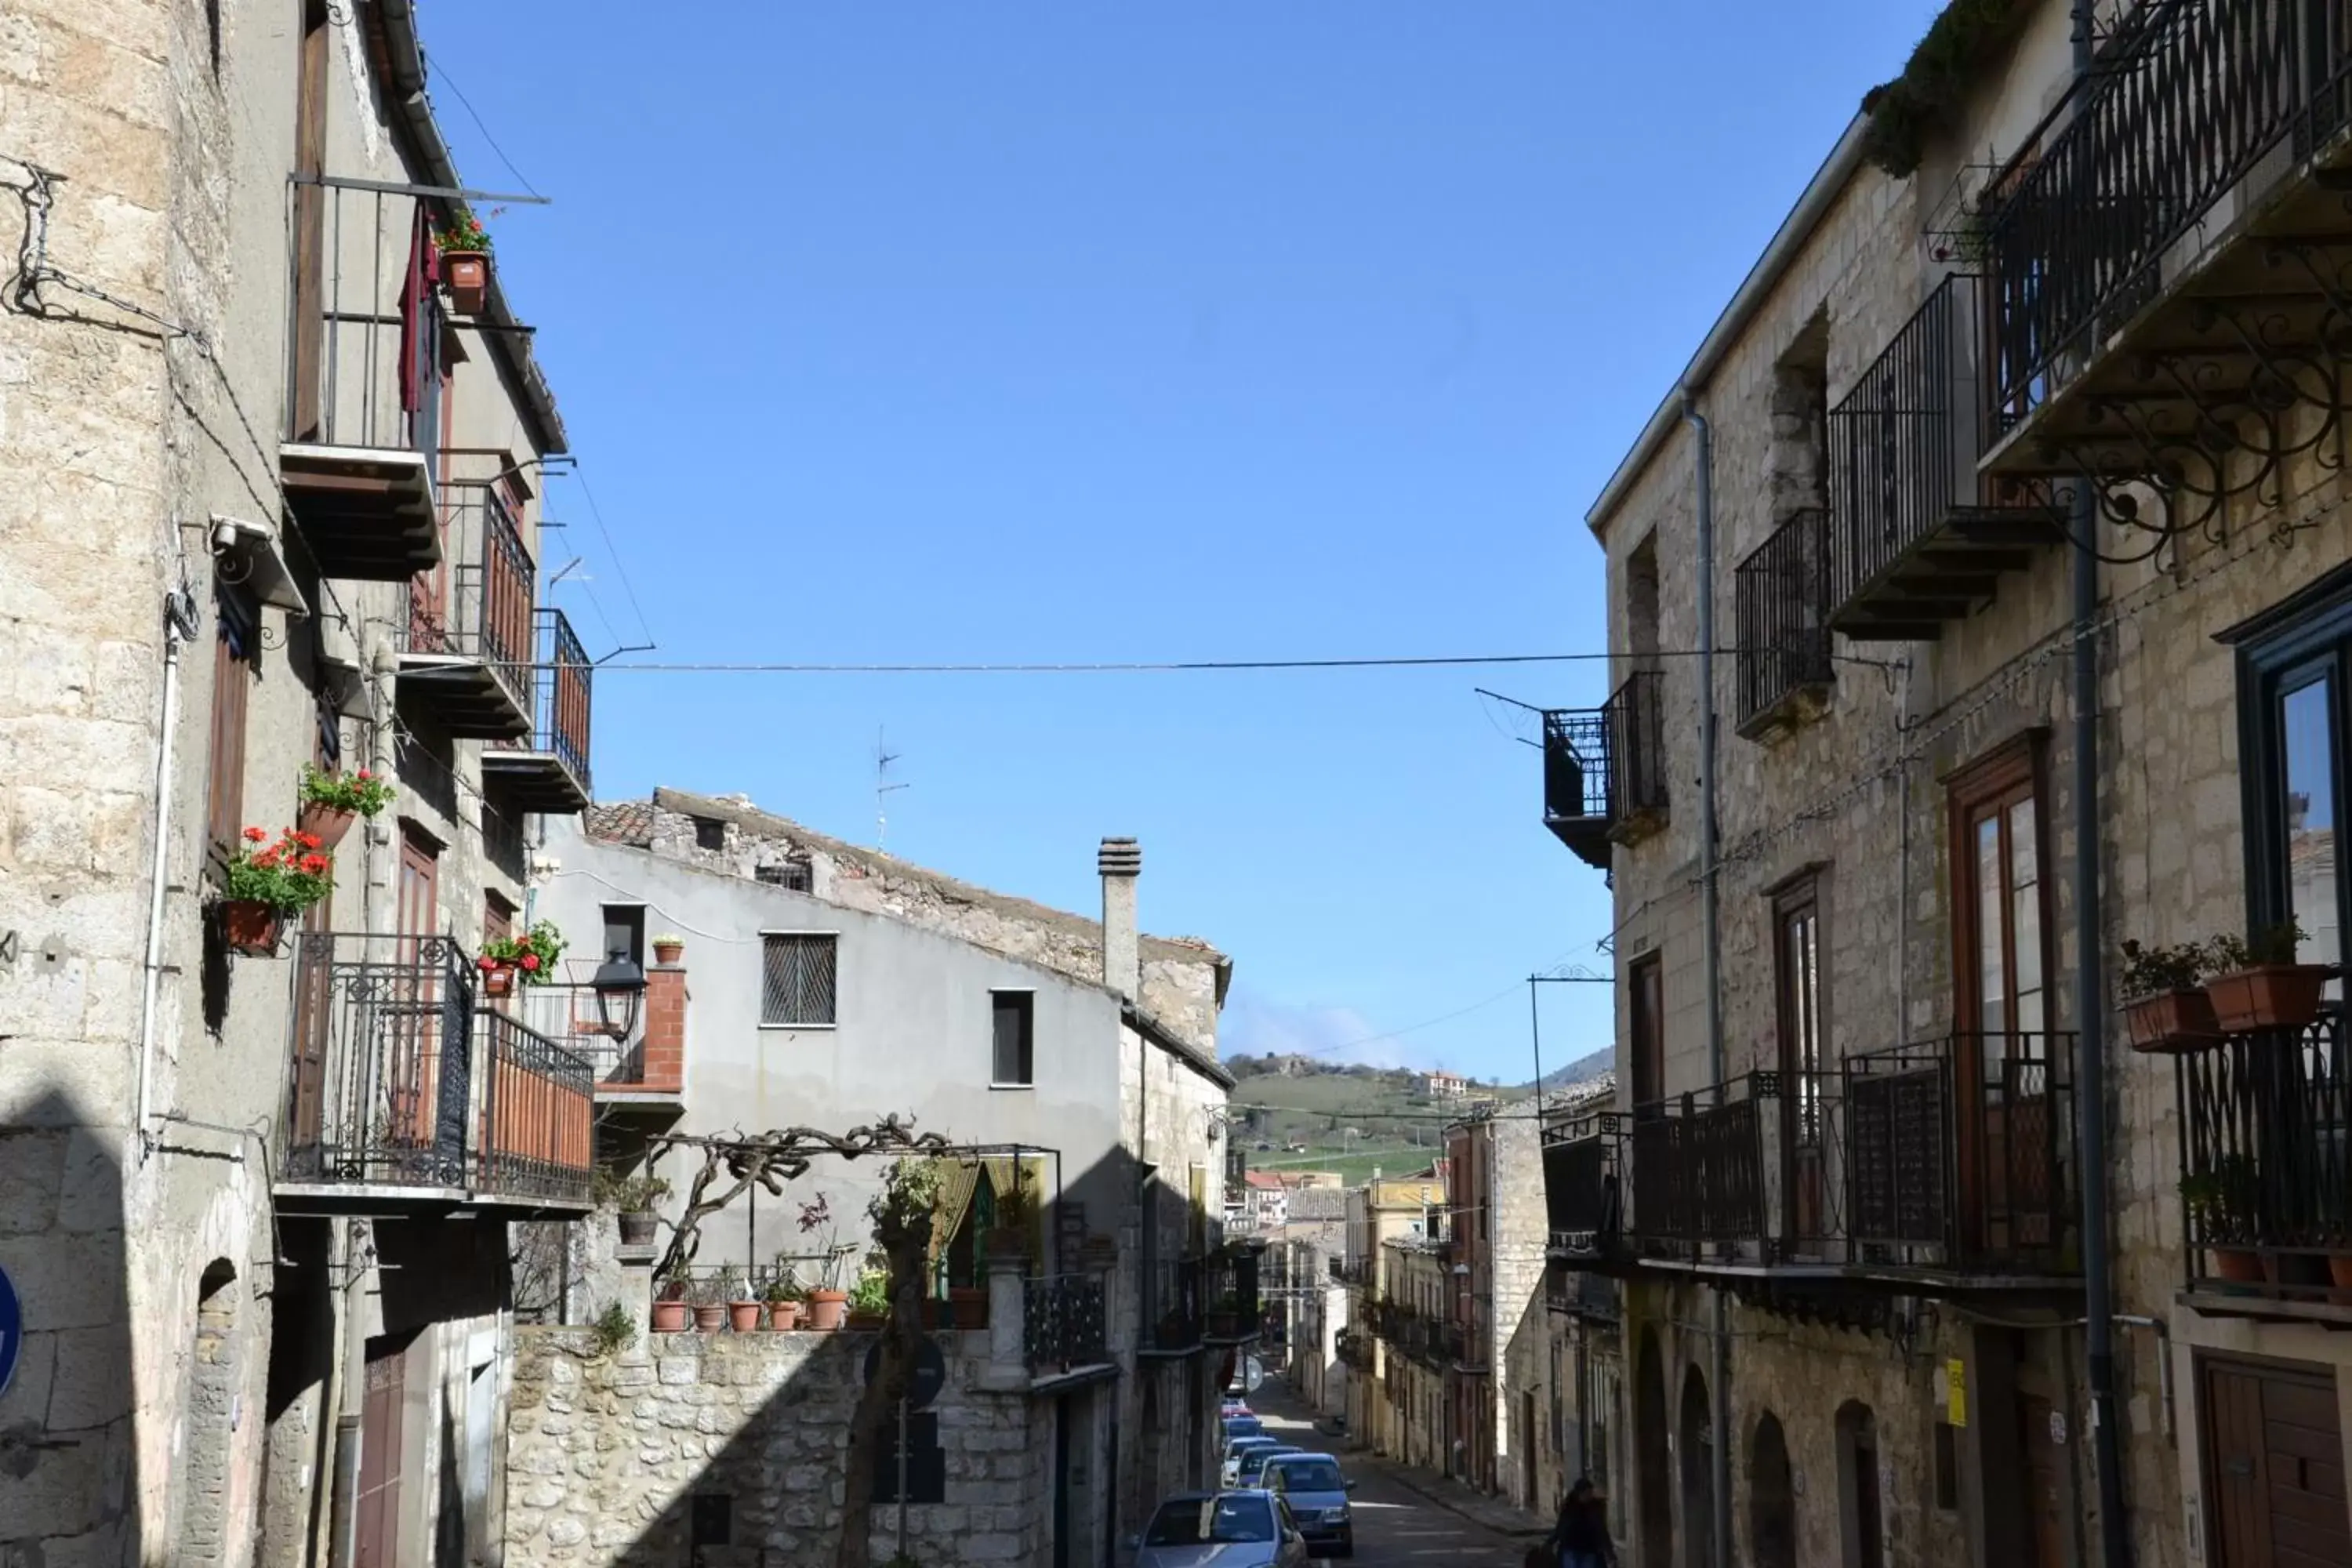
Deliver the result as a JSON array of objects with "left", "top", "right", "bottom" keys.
[{"left": 420, "top": 2, "right": 1941, "bottom": 1081}]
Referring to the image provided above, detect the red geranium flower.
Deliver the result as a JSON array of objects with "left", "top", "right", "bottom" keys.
[
  {"left": 477, "top": 956, "right": 499, "bottom": 972},
  {"left": 519, "top": 953, "right": 540, "bottom": 972},
  {"left": 356, "top": 770, "right": 372, "bottom": 781},
  {"left": 300, "top": 854, "right": 329, "bottom": 874},
  {"left": 297, "top": 832, "right": 322, "bottom": 850},
  {"left": 243, "top": 826, "right": 267, "bottom": 842}
]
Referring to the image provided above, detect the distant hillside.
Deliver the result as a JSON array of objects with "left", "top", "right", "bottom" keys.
[
  {"left": 1526, "top": 1047, "right": 1613, "bottom": 1093},
  {"left": 1223, "top": 1058, "right": 1529, "bottom": 1186}
]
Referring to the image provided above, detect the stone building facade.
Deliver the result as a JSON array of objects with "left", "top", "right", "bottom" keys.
[
  {"left": 2, "top": 2, "right": 592, "bottom": 1563},
  {"left": 1443, "top": 1109, "right": 1550, "bottom": 1512},
  {"left": 1538, "top": 3, "right": 2352, "bottom": 1567},
  {"left": 526, "top": 794, "right": 1244, "bottom": 1563}
]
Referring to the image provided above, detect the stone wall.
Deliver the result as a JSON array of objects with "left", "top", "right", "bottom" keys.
[{"left": 504, "top": 1323, "right": 1050, "bottom": 1567}]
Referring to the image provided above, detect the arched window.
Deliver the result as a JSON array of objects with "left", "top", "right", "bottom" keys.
[
  {"left": 1750, "top": 1410, "right": 1796, "bottom": 1568},
  {"left": 1678, "top": 1366, "right": 1715, "bottom": 1568}
]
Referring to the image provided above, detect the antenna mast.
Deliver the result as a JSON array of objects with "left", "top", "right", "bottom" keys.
[{"left": 875, "top": 728, "right": 909, "bottom": 848}]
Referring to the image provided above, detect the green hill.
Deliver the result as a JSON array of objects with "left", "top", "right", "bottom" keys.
[{"left": 1221, "top": 1058, "right": 1526, "bottom": 1187}]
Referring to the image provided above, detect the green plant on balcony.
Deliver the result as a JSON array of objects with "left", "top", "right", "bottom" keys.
[
  {"left": 2180, "top": 1155, "right": 2262, "bottom": 1286},
  {"left": 2203, "top": 918, "right": 2328, "bottom": 1033},
  {"left": 296, "top": 763, "right": 392, "bottom": 849},
  {"left": 480, "top": 920, "right": 565, "bottom": 996},
  {"left": 218, "top": 826, "right": 335, "bottom": 955},
  {"left": 2118, "top": 939, "right": 2220, "bottom": 1054}
]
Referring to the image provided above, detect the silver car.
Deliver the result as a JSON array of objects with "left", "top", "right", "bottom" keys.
[
  {"left": 1133, "top": 1490, "right": 1311, "bottom": 1568},
  {"left": 1219, "top": 1435, "right": 1283, "bottom": 1488},
  {"left": 1262, "top": 1453, "right": 1356, "bottom": 1558}
]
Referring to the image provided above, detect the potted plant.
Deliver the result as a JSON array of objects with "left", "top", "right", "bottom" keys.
[
  {"left": 651, "top": 1276, "right": 690, "bottom": 1334},
  {"left": 985, "top": 1171, "right": 1039, "bottom": 1262},
  {"left": 2203, "top": 920, "right": 2328, "bottom": 1033},
  {"left": 798, "top": 1193, "right": 851, "bottom": 1330},
  {"left": 691, "top": 1272, "right": 729, "bottom": 1333},
  {"left": 1207, "top": 1290, "right": 1241, "bottom": 1338},
  {"left": 296, "top": 763, "right": 393, "bottom": 851},
  {"left": 2181, "top": 1156, "right": 2263, "bottom": 1286},
  {"left": 947, "top": 1280, "right": 989, "bottom": 1330},
  {"left": 479, "top": 919, "right": 565, "bottom": 999},
  {"left": 724, "top": 1266, "right": 763, "bottom": 1334},
  {"left": 845, "top": 1269, "right": 891, "bottom": 1331},
  {"left": 652, "top": 932, "right": 686, "bottom": 966},
  {"left": 2119, "top": 939, "right": 2220, "bottom": 1054},
  {"left": 764, "top": 1270, "right": 804, "bottom": 1330},
  {"left": 219, "top": 826, "right": 335, "bottom": 955},
  {"left": 435, "top": 211, "right": 492, "bottom": 314},
  {"left": 595, "top": 1171, "right": 667, "bottom": 1247}
]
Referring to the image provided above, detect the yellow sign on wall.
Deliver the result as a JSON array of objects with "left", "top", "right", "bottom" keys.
[{"left": 1946, "top": 1358, "right": 1967, "bottom": 1428}]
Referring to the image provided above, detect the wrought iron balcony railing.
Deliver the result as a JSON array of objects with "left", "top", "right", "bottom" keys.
[
  {"left": 1541, "top": 670, "right": 1668, "bottom": 869},
  {"left": 1024, "top": 1273, "right": 1109, "bottom": 1372},
  {"left": 399, "top": 481, "right": 536, "bottom": 738},
  {"left": 485, "top": 608, "right": 593, "bottom": 813},
  {"left": 1843, "top": 1032, "right": 2074, "bottom": 1274},
  {"left": 1203, "top": 1248, "right": 1262, "bottom": 1344},
  {"left": 1147, "top": 1256, "right": 1203, "bottom": 1353},
  {"left": 1541, "top": 1110, "right": 1623, "bottom": 1257},
  {"left": 1628, "top": 1071, "right": 1838, "bottom": 1264},
  {"left": 1733, "top": 509, "right": 1833, "bottom": 735},
  {"left": 281, "top": 933, "right": 593, "bottom": 1211},
  {"left": 280, "top": 173, "right": 445, "bottom": 579},
  {"left": 2176, "top": 1013, "right": 2352, "bottom": 1306},
  {"left": 1544, "top": 1261, "right": 1621, "bottom": 1321}
]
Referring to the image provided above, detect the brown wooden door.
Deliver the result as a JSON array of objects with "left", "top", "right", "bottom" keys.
[
  {"left": 2201, "top": 1357, "right": 2352, "bottom": 1568},
  {"left": 289, "top": 0, "right": 329, "bottom": 441},
  {"left": 391, "top": 829, "right": 441, "bottom": 1152},
  {"left": 354, "top": 1335, "right": 405, "bottom": 1568},
  {"left": 1630, "top": 955, "right": 1664, "bottom": 1112},
  {"left": 2017, "top": 1396, "right": 2067, "bottom": 1568}
]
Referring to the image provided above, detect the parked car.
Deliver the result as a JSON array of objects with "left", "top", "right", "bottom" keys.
[
  {"left": 1221, "top": 1435, "right": 1284, "bottom": 1487},
  {"left": 1223, "top": 1414, "right": 1265, "bottom": 1443},
  {"left": 1233, "top": 1444, "right": 1303, "bottom": 1490},
  {"left": 1133, "top": 1490, "right": 1311, "bottom": 1568},
  {"left": 1263, "top": 1453, "right": 1356, "bottom": 1557},
  {"left": 1222, "top": 1398, "right": 1252, "bottom": 1418}
]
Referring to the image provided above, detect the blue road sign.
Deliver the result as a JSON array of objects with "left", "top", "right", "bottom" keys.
[{"left": 0, "top": 1264, "right": 20, "bottom": 1401}]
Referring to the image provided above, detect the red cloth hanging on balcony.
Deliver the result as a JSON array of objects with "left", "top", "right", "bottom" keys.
[{"left": 397, "top": 209, "right": 439, "bottom": 416}]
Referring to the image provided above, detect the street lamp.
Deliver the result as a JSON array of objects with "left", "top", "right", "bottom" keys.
[{"left": 590, "top": 947, "right": 647, "bottom": 1037}]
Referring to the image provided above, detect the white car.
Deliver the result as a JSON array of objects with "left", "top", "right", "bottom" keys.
[{"left": 1133, "top": 1490, "right": 1312, "bottom": 1568}]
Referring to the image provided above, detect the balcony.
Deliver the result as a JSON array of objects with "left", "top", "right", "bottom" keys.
[
  {"left": 1628, "top": 1074, "right": 1792, "bottom": 1264},
  {"left": 1733, "top": 509, "right": 1833, "bottom": 738},
  {"left": 1541, "top": 671, "right": 1668, "bottom": 869},
  {"left": 278, "top": 933, "right": 593, "bottom": 1215},
  {"left": 398, "top": 482, "right": 535, "bottom": 739},
  {"left": 1843, "top": 1032, "right": 2076, "bottom": 1281},
  {"left": 1544, "top": 1261, "right": 1621, "bottom": 1322},
  {"left": 1979, "top": 2, "right": 2352, "bottom": 541},
  {"left": 1145, "top": 1257, "right": 1204, "bottom": 1356},
  {"left": 510, "top": 982, "right": 684, "bottom": 1121},
  {"left": 483, "top": 608, "right": 593, "bottom": 813},
  {"left": 1024, "top": 1274, "right": 1110, "bottom": 1374},
  {"left": 1203, "top": 1247, "right": 1262, "bottom": 1345},
  {"left": 1826, "top": 276, "right": 2066, "bottom": 642},
  {"left": 1541, "top": 1110, "right": 1624, "bottom": 1258},
  {"left": 280, "top": 175, "right": 444, "bottom": 580},
  {"left": 2176, "top": 1014, "right": 2352, "bottom": 1318}
]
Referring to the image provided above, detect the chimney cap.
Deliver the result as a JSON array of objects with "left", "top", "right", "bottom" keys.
[{"left": 1098, "top": 837, "right": 1142, "bottom": 877}]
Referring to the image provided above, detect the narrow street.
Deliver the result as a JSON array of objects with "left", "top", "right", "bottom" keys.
[{"left": 1243, "top": 1385, "right": 1534, "bottom": 1568}]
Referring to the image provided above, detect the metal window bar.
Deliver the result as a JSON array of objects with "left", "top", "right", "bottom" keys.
[
  {"left": 760, "top": 934, "right": 838, "bottom": 1025},
  {"left": 2177, "top": 1011, "right": 2352, "bottom": 1298},
  {"left": 283, "top": 175, "right": 445, "bottom": 467},
  {"left": 1628, "top": 1071, "right": 1839, "bottom": 1261},
  {"left": 1843, "top": 1030, "right": 2075, "bottom": 1270},
  {"left": 1541, "top": 707, "right": 1613, "bottom": 828},
  {"left": 1733, "top": 509, "right": 1833, "bottom": 726},
  {"left": 1023, "top": 1274, "right": 1109, "bottom": 1371},
  {"left": 1981, "top": 0, "right": 2352, "bottom": 425}
]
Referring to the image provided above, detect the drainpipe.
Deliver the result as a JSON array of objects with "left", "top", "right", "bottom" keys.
[
  {"left": 1681, "top": 393, "right": 1732, "bottom": 1568},
  {"left": 2068, "top": 5, "right": 2131, "bottom": 1566},
  {"left": 136, "top": 584, "right": 201, "bottom": 1160}
]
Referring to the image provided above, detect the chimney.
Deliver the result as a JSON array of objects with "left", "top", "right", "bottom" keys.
[{"left": 1098, "top": 837, "right": 1141, "bottom": 1004}]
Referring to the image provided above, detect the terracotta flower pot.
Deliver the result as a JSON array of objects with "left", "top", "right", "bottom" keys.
[
  {"left": 651, "top": 1301, "right": 689, "bottom": 1333},
  {"left": 2210, "top": 1247, "right": 2266, "bottom": 1285},
  {"left": 691, "top": 1303, "right": 727, "bottom": 1332},
  {"left": 297, "top": 801, "right": 357, "bottom": 851},
  {"left": 220, "top": 900, "right": 283, "bottom": 956},
  {"left": 654, "top": 942, "right": 684, "bottom": 966},
  {"left": 618, "top": 1211, "right": 658, "bottom": 1247},
  {"left": 444, "top": 251, "right": 489, "bottom": 314},
  {"left": 2329, "top": 1256, "right": 2352, "bottom": 1294},
  {"left": 846, "top": 1310, "right": 887, "bottom": 1332},
  {"left": 768, "top": 1301, "right": 803, "bottom": 1331},
  {"left": 2205, "top": 965, "right": 2331, "bottom": 1034},
  {"left": 728, "top": 1301, "right": 763, "bottom": 1334},
  {"left": 804, "top": 1288, "right": 848, "bottom": 1332},
  {"left": 482, "top": 966, "right": 515, "bottom": 998},
  {"left": 984, "top": 1229, "right": 1029, "bottom": 1261},
  {"left": 2124, "top": 988, "right": 2223, "bottom": 1054},
  {"left": 949, "top": 1286, "right": 989, "bottom": 1330}
]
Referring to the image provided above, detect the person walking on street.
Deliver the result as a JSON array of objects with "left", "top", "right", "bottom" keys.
[{"left": 1545, "top": 1476, "right": 1615, "bottom": 1568}]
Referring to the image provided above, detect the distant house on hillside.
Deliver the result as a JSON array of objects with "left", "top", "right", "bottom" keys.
[{"left": 1419, "top": 1069, "right": 1472, "bottom": 1098}]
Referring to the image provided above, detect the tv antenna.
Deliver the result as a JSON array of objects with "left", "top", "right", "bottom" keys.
[{"left": 875, "top": 728, "right": 909, "bottom": 849}]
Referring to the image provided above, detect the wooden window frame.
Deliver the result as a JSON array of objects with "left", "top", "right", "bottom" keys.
[
  {"left": 1943, "top": 731, "right": 2053, "bottom": 1050},
  {"left": 206, "top": 593, "right": 259, "bottom": 860},
  {"left": 2228, "top": 576, "right": 2352, "bottom": 949}
]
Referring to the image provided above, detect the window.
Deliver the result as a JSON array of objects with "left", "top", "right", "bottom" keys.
[
  {"left": 990, "top": 989, "right": 1034, "bottom": 1085},
  {"left": 693, "top": 815, "right": 726, "bottom": 851},
  {"left": 756, "top": 857, "right": 813, "bottom": 892},
  {"left": 760, "top": 934, "right": 837, "bottom": 1026},
  {"left": 1628, "top": 953, "right": 1664, "bottom": 1112},
  {"left": 601, "top": 904, "right": 645, "bottom": 969},
  {"left": 205, "top": 597, "right": 257, "bottom": 855},
  {"left": 1773, "top": 878, "right": 1824, "bottom": 1144},
  {"left": 1946, "top": 735, "right": 2050, "bottom": 1069},
  {"left": 485, "top": 891, "right": 514, "bottom": 949},
  {"left": 2230, "top": 575, "right": 2352, "bottom": 988}
]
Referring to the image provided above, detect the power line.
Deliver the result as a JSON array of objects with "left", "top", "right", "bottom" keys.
[
  {"left": 586, "top": 648, "right": 1822, "bottom": 676},
  {"left": 426, "top": 59, "right": 542, "bottom": 200}
]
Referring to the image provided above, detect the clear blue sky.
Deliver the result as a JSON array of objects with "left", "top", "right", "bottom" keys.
[{"left": 420, "top": 2, "right": 1940, "bottom": 1081}]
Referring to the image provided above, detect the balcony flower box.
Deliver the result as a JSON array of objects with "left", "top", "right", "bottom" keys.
[
  {"left": 2205, "top": 965, "right": 2331, "bottom": 1034},
  {"left": 481, "top": 920, "right": 566, "bottom": 997},
  {"left": 220, "top": 826, "right": 335, "bottom": 956},
  {"left": 2124, "top": 989, "right": 2222, "bottom": 1054},
  {"left": 435, "top": 214, "right": 493, "bottom": 315},
  {"left": 296, "top": 764, "right": 393, "bottom": 851}
]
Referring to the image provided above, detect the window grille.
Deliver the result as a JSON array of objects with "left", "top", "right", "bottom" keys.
[
  {"left": 756, "top": 858, "right": 813, "bottom": 892},
  {"left": 761, "top": 935, "right": 837, "bottom": 1025}
]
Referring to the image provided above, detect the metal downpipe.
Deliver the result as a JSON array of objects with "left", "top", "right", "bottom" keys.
[{"left": 1682, "top": 393, "right": 1732, "bottom": 1568}]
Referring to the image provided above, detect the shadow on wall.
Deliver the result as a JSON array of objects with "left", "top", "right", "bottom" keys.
[
  {"left": 505, "top": 1142, "right": 1176, "bottom": 1568},
  {"left": 0, "top": 1090, "right": 141, "bottom": 1565}
]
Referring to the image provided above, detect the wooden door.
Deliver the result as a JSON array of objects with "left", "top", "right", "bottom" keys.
[
  {"left": 354, "top": 1336, "right": 406, "bottom": 1568},
  {"left": 1852, "top": 1426, "right": 1885, "bottom": 1568},
  {"left": 2017, "top": 1396, "right": 2067, "bottom": 1568},
  {"left": 1774, "top": 885, "right": 1826, "bottom": 1249},
  {"left": 1630, "top": 955, "right": 1664, "bottom": 1112},
  {"left": 286, "top": 710, "right": 340, "bottom": 1159},
  {"left": 2201, "top": 1356, "right": 2352, "bottom": 1568},
  {"left": 390, "top": 829, "right": 441, "bottom": 1153},
  {"left": 289, "top": 0, "right": 330, "bottom": 441}
]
